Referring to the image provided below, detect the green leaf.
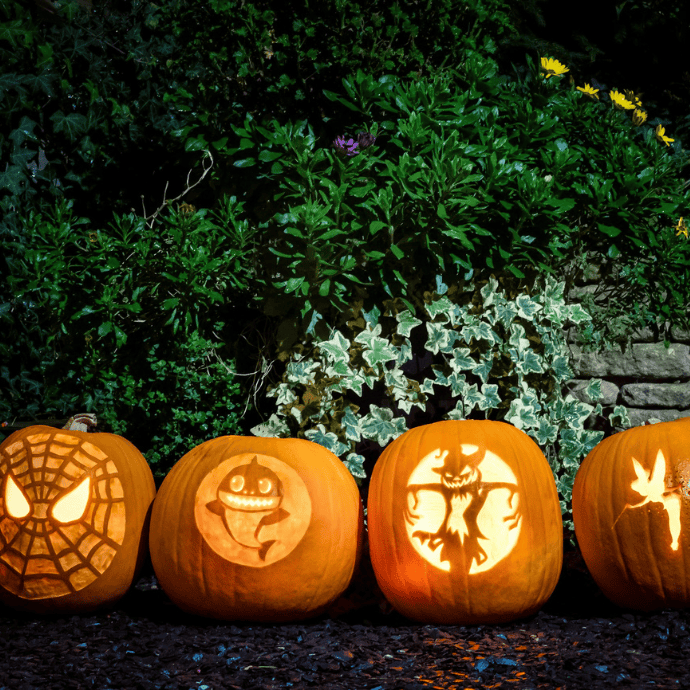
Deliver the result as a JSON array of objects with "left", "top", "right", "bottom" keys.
[
  {"left": 396, "top": 310, "right": 423, "bottom": 337},
  {"left": 597, "top": 223, "right": 621, "bottom": 238},
  {"left": 50, "top": 111, "right": 89, "bottom": 141},
  {"left": 390, "top": 244, "right": 404, "bottom": 260}
]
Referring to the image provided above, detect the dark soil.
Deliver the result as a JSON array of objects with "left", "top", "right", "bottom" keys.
[{"left": 0, "top": 532, "right": 687, "bottom": 690}]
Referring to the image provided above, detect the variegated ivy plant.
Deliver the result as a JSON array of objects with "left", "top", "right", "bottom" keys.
[{"left": 252, "top": 274, "right": 630, "bottom": 515}]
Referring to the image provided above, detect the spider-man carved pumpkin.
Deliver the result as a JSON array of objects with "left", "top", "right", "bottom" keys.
[
  {"left": 148, "top": 436, "right": 363, "bottom": 621},
  {"left": 367, "top": 420, "right": 563, "bottom": 624},
  {"left": 0, "top": 424, "right": 155, "bottom": 613},
  {"left": 573, "top": 416, "right": 690, "bottom": 611}
]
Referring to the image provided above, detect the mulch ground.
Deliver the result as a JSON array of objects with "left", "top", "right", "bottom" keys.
[{"left": 0, "top": 531, "right": 687, "bottom": 690}]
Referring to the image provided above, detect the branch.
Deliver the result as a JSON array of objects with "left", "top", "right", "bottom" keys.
[{"left": 140, "top": 150, "right": 214, "bottom": 229}]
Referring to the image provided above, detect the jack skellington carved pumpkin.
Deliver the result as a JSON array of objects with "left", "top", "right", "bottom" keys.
[
  {"left": 0, "top": 425, "right": 156, "bottom": 613},
  {"left": 148, "top": 436, "right": 364, "bottom": 622},
  {"left": 367, "top": 420, "right": 563, "bottom": 624},
  {"left": 572, "top": 416, "right": 690, "bottom": 611}
]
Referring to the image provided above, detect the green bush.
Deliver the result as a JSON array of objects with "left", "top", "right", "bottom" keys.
[
  {"left": 0, "top": 0, "right": 189, "bottom": 229},
  {"left": 208, "top": 52, "right": 690, "bottom": 354},
  {"left": 0, "top": 194, "right": 259, "bottom": 478}
]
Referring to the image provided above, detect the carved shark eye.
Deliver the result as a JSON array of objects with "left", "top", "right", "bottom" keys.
[
  {"left": 5, "top": 474, "right": 31, "bottom": 519},
  {"left": 230, "top": 475, "right": 244, "bottom": 492},
  {"left": 258, "top": 478, "right": 273, "bottom": 494},
  {"left": 50, "top": 475, "right": 90, "bottom": 524}
]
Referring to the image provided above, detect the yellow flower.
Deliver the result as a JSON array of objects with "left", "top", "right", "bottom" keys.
[
  {"left": 676, "top": 217, "right": 688, "bottom": 239},
  {"left": 632, "top": 109, "right": 647, "bottom": 126},
  {"left": 624, "top": 89, "right": 643, "bottom": 108},
  {"left": 655, "top": 125, "right": 674, "bottom": 146},
  {"left": 609, "top": 90, "right": 636, "bottom": 110},
  {"left": 576, "top": 83, "right": 599, "bottom": 99},
  {"left": 540, "top": 57, "right": 569, "bottom": 79}
]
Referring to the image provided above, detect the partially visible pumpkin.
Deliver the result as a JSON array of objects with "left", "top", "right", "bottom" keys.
[
  {"left": 367, "top": 420, "right": 563, "bottom": 624},
  {"left": 148, "top": 436, "right": 363, "bottom": 622},
  {"left": 572, "top": 416, "right": 690, "bottom": 611},
  {"left": 0, "top": 423, "right": 155, "bottom": 613}
]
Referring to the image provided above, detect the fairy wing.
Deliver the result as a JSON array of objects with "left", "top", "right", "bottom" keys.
[{"left": 630, "top": 451, "right": 667, "bottom": 502}]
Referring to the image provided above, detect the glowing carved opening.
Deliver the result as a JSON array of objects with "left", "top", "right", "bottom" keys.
[
  {"left": 405, "top": 446, "right": 522, "bottom": 574},
  {"left": 5, "top": 475, "right": 31, "bottom": 519},
  {"left": 195, "top": 453, "right": 312, "bottom": 568},
  {"left": 614, "top": 449, "right": 682, "bottom": 551},
  {"left": 51, "top": 476, "right": 91, "bottom": 523}
]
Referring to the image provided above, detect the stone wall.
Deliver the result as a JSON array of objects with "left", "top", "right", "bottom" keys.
[{"left": 564, "top": 280, "right": 690, "bottom": 430}]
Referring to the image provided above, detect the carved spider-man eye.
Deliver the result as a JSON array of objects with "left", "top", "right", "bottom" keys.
[
  {"left": 50, "top": 475, "right": 90, "bottom": 523},
  {"left": 5, "top": 475, "right": 30, "bottom": 519}
]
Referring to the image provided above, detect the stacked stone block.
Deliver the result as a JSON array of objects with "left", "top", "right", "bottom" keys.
[{"left": 564, "top": 282, "right": 690, "bottom": 429}]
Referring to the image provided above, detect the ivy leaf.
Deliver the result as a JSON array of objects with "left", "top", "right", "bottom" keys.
[
  {"left": 250, "top": 414, "right": 290, "bottom": 437},
  {"left": 304, "top": 424, "right": 349, "bottom": 456},
  {"left": 318, "top": 330, "right": 350, "bottom": 362},
  {"left": 344, "top": 453, "right": 366, "bottom": 479},
  {"left": 50, "top": 111, "right": 89, "bottom": 141},
  {"left": 360, "top": 405, "right": 407, "bottom": 445},
  {"left": 478, "top": 383, "right": 501, "bottom": 410},
  {"left": 360, "top": 336, "right": 398, "bottom": 371},
  {"left": 425, "top": 321, "right": 454, "bottom": 354},
  {"left": 341, "top": 406, "right": 363, "bottom": 443},
  {"left": 396, "top": 310, "right": 422, "bottom": 337},
  {"left": 515, "top": 293, "right": 542, "bottom": 320}
]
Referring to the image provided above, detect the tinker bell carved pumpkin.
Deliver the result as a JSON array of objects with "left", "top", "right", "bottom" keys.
[
  {"left": 368, "top": 420, "right": 563, "bottom": 624},
  {"left": 573, "top": 417, "right": 690, "bottom": 611},
  {"left": 149, "top": 437, "right": 364, "bottom": 622},
  {"left": 0, "top": 421, "right": 155, "bottom": 613}
]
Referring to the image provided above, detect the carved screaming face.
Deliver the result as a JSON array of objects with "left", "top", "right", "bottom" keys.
[
  {"left": 0, "top": 431, "right": 126, "bottom": 600},
  {"left": 195, "top": 453, "right": 312, "bottom": 568},
  {"left": 405, "top": 446, "right": 522, "bottom": 574}
]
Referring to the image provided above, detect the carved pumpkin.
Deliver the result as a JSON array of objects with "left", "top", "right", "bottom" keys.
[
  {"left": 572, "top": 416, "right": 690, "bottom": 610},
  {"left": 0, "top": 424, "right": 156, "bottom": 613},
  {"left": 148, "top": 436, "right": 363, "bottom": 621},
  {"left": 367, "top": 420, "right": 563, "bottom": 624}
]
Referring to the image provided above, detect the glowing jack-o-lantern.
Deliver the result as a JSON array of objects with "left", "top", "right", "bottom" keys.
[
  {"left": 367, "top": 420, "right": 563, "bottom": 624},
  {"left": 572, "top": 416, "right": 690, "bottom": 611},
  {"left": 148, "top": 436, "right": 363, "bottom": 622},
  {"left": 0, "top": 425, "right": 156, "bottom": 613}
]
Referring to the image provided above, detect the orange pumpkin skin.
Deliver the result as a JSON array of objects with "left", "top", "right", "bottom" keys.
[
  {"left": 148, "top": 436, "right": 363, "bottom": 622},
  {"left": 572, "top": 416, "right": 690, "bottom": 611},
  {"left": 0, "top": 425, "right": 156, "bottom": 613},
  {"left": 367, "top": 420, "right": 563, "bottom": 624}
]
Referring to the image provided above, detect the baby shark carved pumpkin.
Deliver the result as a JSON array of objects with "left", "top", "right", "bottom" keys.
[{"left": 149, "top": 437, "right": 363, "bottom": 621}]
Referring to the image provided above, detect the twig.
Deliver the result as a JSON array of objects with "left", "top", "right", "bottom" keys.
[{"left": 141, "top": 150, "right": 214, "bottom": 229}]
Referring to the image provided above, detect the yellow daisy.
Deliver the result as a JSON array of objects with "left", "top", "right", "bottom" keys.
[
  {"left": 609, "top": 90, "right": 636, "bottom": 111},
  {"left": 676, "top": 217, "right": 688, "bottom": 239},
  {"left": 632, "top": 109, "right": 647, "bottom": 126},
  {"left": 655, "top": 125, "right": 674, "bottom": 146},
  {"left": 540, "top": 57, "right": 569, "bottom": 79},
  {"left": 576, "top": 83, "right": 599, "bottom": 99},
  {"left": 624, "top": 89, "right": 643, "bottom": 108}
]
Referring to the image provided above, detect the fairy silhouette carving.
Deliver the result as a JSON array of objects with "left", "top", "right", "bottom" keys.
[{"left": 613, "top": 450, "right": 682, "bottom": 551}]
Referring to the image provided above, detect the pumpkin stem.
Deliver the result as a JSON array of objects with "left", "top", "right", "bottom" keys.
[{"left": 63, "top": 414, "right": 98, "bottom": 432}]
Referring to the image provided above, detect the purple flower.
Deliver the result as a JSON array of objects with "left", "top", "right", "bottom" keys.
[
  {"left": 333, "top": 135, "right": 360, "bottom": 157},
  {"left": 356, "top": 131, "right": 376, "bottom": 149},
  {"left": 332, "top": 131, "right": 377, "bottom": 157}
]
